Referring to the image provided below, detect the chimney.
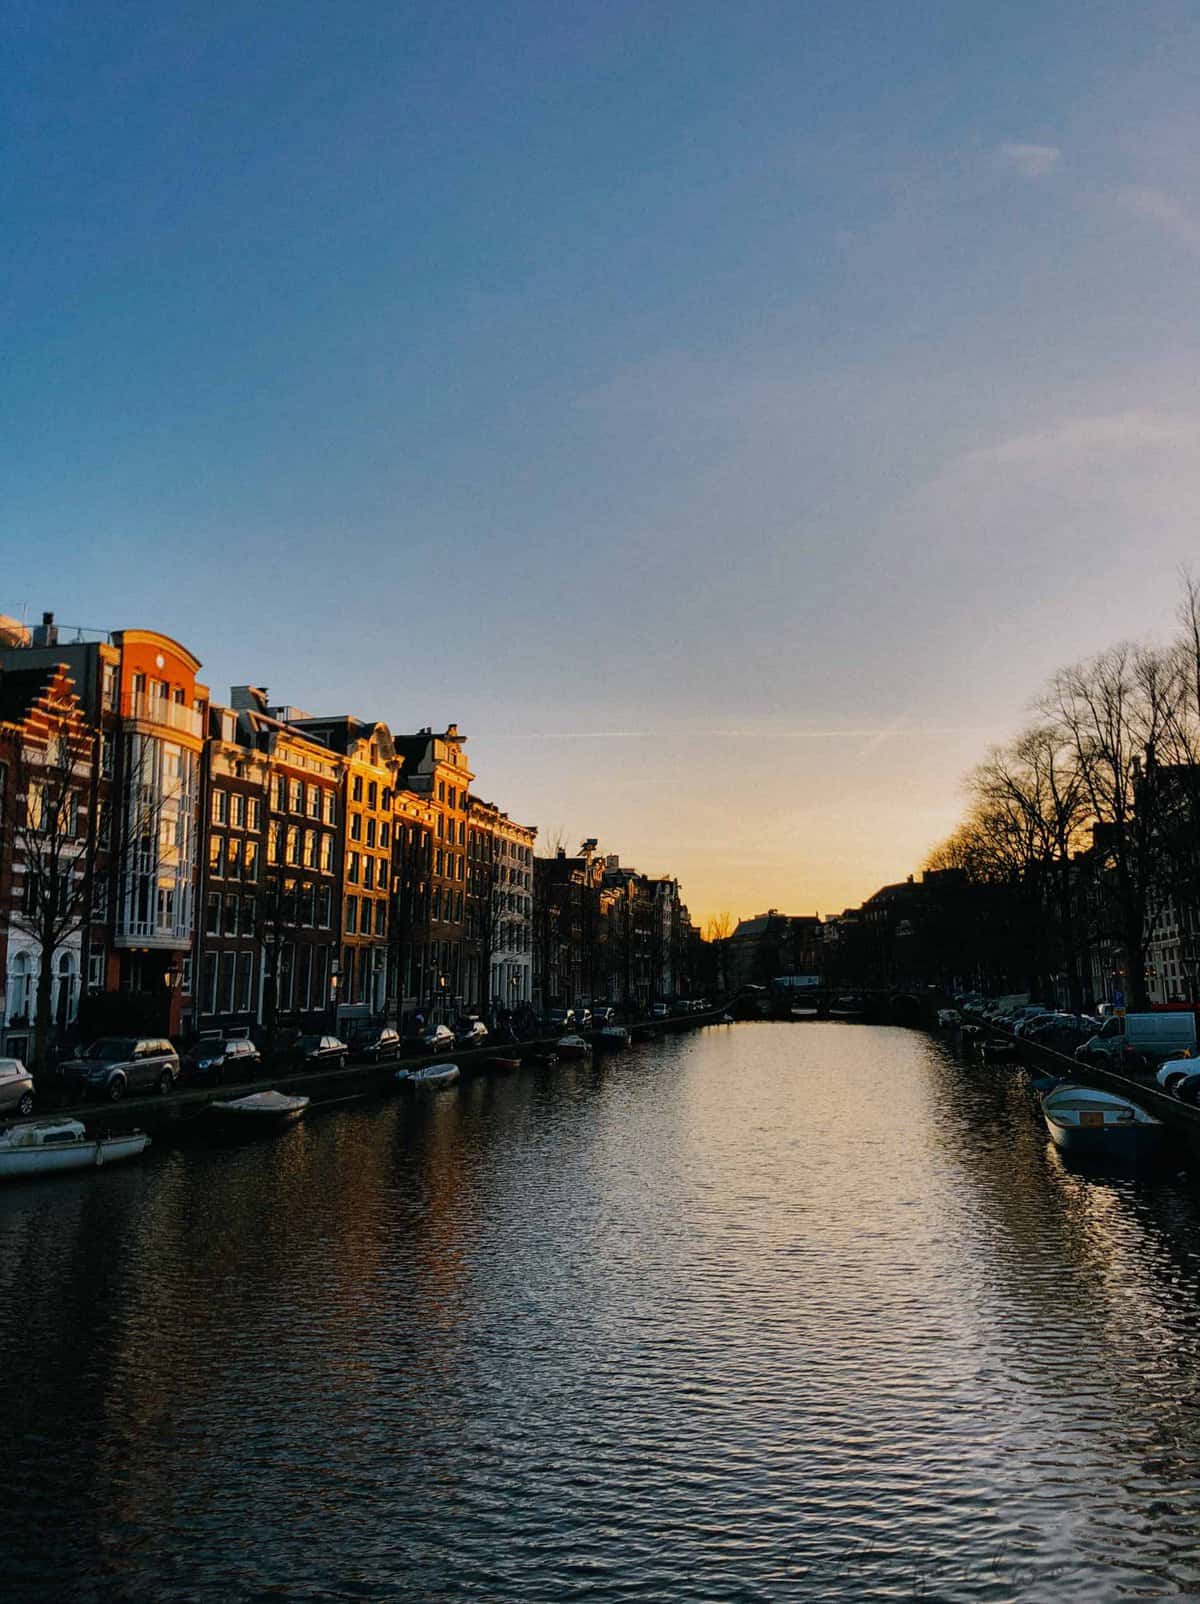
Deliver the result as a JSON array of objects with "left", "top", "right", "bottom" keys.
[{"left": 32, "top": 610, "right": 58, "bottom": 647}]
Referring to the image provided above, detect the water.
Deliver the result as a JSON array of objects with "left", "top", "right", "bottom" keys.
[{"left": 5, "top": 1022, "right": 1200, "bottom": 1601}]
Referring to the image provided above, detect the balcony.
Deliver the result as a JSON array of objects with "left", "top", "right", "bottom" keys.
[{"left": 127, "top": 694, "right": 203, "bottom": 739}]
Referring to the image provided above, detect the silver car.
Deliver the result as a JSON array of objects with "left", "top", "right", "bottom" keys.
[{"left": 0, "top": 1058, "right": 35, "bottom": 1116}]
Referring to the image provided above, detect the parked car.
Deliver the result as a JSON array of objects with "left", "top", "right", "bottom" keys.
[
  {"left": 55, "top": 1037, "right": 179, "bottom": 1102},
  {"left": 0, "top": 1057, "right": 35, "bottom": 1116},
  {"left": 181, "top": 1038, "right": 262, "bottom": 1083},
  {"left": 1077, "top": 1011, "right": 1198, "bottom": 1072},
  {"left": 421, "top": 1024, "right": 455, "bottom": 1053},
  {"left": 574, "top": 1008, "right": 593, "bottom": 1030},
  {"left": 288, "top": 1034, "right": 349, "bottom": 1069},
  {"left": 592, "top": 1007, "right": 616, "bottom": 1026},
  {"left": 1157, "top": 1056, "right": 1200, "bottom": 1097},
  {"left": 354, "top": 1025, "right": 401, "bottom": 1062}
]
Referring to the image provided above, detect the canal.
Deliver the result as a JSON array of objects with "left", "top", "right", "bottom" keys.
[{"left": 5, "top": 1021, "right": 1200, "bottom": 1601}]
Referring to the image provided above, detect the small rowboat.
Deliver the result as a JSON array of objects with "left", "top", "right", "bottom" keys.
[
  {"left": 207, "top": 1090, "right": 309, "bottom": 1126},
  {"left": 1042, "top": 1084, "right": 1162, "bottom": 1154},
  {"left": 555, "top": 1034, "right": 591, "bottom": 1060},
  {"left": 398, "top": 1062, "right": 460, "bottom": 1090},
  {"left": 0, "top": 1119, "right": 150, "bottom": 1180},
  {"left": 485, "top": 1056, "right": 522, "bottom": 1072}
]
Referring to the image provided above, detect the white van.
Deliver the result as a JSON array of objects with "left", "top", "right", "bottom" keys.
[{"left": 1076, "top": 1011, "right": 1198, "bottom": 1071}]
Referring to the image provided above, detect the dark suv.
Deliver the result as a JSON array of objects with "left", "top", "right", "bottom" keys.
[
  {"left": 57, "top": 1037, "right": 179, "bottom": 1102},
  {"left": 181, "top": 1038, "right": 262, "bottom": 1083}
]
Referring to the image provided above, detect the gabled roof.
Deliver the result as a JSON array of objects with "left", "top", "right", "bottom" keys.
[{"left": 0, "top": 664, "right": 74, "bottom": 726}]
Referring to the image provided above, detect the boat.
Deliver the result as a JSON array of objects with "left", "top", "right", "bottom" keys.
[
  {"left": 597, "top": 1025, "right": 630, "bottom": 1048},
  {"left": 398, "top": 1062, "right": 460, "bottom": 1089},
  {"left": 720, "top": 1014, "right": 734, "bottom": 1024},
  {"left": 206, "top": 1090, "right": 309, "bottom": 1127},
  {"left": 484, "top": 1055, "right": 522, "bottom": 1072},
  {"left": 790, "top": 1006, "right": 819, "bottom": 1020},
  {"left": 830, "top": 995, "right": 867, "bottom": 1019},
  {"left": 555, "top": 1034, "right": 592, "bottom": 1060},
  {"left": 0, "top": 1119, "right": 150, "bottom": 1180},
  {"left": 980, "top": 1036, "right": 1019, "bottom": 1060},
  {"left": 1041, "top": 1084, "right": 1163, "bottom": 1154},
  {"left": 936, "top": 1008, "right": 962, "bottom": 1027}
]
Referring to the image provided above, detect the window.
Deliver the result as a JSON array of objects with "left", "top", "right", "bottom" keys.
[
  {"left": 350, "top": 813, "right": 362, "bottom": 842},
  {"left": 244, "top": 839, "right": 259, "bottom": 880},
  {"left": 436, "top": 814, "right": 444, "bottom": 840},
  {"left": 352, "top": 775, "right": 363, "bottom": 803},
  {"left": 206, "top": 892, "right": 221, "bottom": 935},
  {"left": 319, "top": 834, "right": 333, "bottom": 873},
  {"left": 307, "top": 784, "right": 320, "bottom": 818},
  {"left": 212, "top": 789, "right": 228, "bottom": 825},
  {"left": 323, "top": 790, "right": 336, "bottom": 826},
  {"left": 458, "top": 820, "right": 465, "bottom": 846},
  {"left": 363, "top": 856, "right": 375, "bottom": 890},
  {"left": 88, "top": 950, "right": 105, "bottom": 990},
  {"left": 374, "top": 900, "right": 386, "bottom": 936},
  {"left": 288, "top": 778, "right": 302, "bottom": 813},
  {"left": 267, "top": 821, "right": 280, "bottom": 864},
  {"left": 438, "top": 780, "right": 446, "bottom": 802},
  {"left": 435, "top": 848, "right": 443, "bottom": 876},
  {"left": 220, "top": 951, "right": 236, "bottom": 1013},
  {"left": 248, "top": 797, "right": 261, "bottom": 832},
  {"left": 201, "top": 953, "right": 217, "bottom": 1014},
  {"left": 380, "top": 821, "right": 390, "bottom": 849},
  {"left": 270, "top": 774, "right": 283, "bottom": 811},
  {"left": 365, "top": 817, "right": 376, "bottom": 848},
  {"left": 236, "top": 951, "right": 254, "bottom": 1013},
  {"left": 297, "top": 944, "right": 313, "bottom": 1010},
  {"left": 303, "top": 829, "right": 317, "bottom": 868},
  {"left": 300, "top": 883, "right": 315, "bottom": 927},
  {"left": 209, "top": 834, "right": 223, "bottom": 874},
  {"left": 315, "top": 944, "right": 329, "bottom": 1003},
  {"left": 231, "top": 793, "right": 246, "bottom": 829},
  {"left": 224, "top": 894, "right": 239, "bottom": 936},
  {"left": 225, "top": 836, "right": 241, "bottom": 880},
  {"left": 102, "top": 663, "right": 117, "bottom": 710},
  {"left": 285, "top": 826, "right": 299, "bottom": 865},
  {"left": 348, "top": 852, "right": 360, "bottom": 884},
  {"left": 448, "top": 786, "right": 456, "bottom": 809},
  {"left": 367, "top": 781, "right": 378, "bottom": 809},
  {"left": 346, "top": 896, "right": 358, "bottom": 935},
  {"left": 382, "top": 788, "right": 392, "bottom": 809},
  {"left": 242, "top": 895, "right": 256, "bottom": 933}
]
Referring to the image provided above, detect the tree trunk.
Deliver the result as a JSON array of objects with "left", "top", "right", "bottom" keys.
[{"left": 32, "top": 947, "right": 56, "bottom": 1073}]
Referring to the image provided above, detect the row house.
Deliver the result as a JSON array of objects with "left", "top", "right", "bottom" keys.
[
  {"left": 1, "top": 616, "right": 207, "bottom": 1043},
  {"left": 391, "top": 726, "right": 473, "bottom": 1023},
  {"left": 286, "top": 713, "right": 396, "bottom": 1028},
  {"left": 466, "top": 798, "right": 536, "bottom": 1016},
  {"left": 0, "top": 660, "right": 93, "bottom": 1065}
]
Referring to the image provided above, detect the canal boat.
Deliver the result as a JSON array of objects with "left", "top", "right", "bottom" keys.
[
  {"left": 555, "top": 1034, "right": 592, "bottom": 1060},
  {"left": 1041, "top": 1084, "right": 1162, "bottom": 1155},
  {"left": 790, "top": 1006, "right": 819, "bottom": 1020},
  {"left": 830, "top": 995, "right": 867, "bottom": 1019},
  {"left": 980, "top": 1036, "right": 1019, "bottom": 1061},
  {"left": 206, "top": 1090, "right": 309, "bottom": 1128},
  {"left": 485, "top": 1055, "right": 522, "bottom": 1072},
  {"left": 0, "top": 1119, "right": 150, "bottom": 1180},
  {"left": 597, "top": 1025, "right": 630, "bottom": 1048},
  {"left": 398, "top": 1062, "right": 460, "bottom": 1090}
]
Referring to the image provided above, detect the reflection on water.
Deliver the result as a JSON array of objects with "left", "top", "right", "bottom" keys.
[{"left": 5, "top": 1023, "right": 1200, "bottom": 1600}]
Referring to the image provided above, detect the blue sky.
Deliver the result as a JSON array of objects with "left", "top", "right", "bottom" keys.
[{"left": 7, "top": 1, "right": 1200, "bottom": 918}]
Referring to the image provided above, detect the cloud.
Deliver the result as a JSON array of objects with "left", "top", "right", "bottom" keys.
[
  {"left": 998, "top": 142, "right": 1061, "bottom": 178},
  {"left": 1118, "top": 186, "right": 1200, "bottom": 257}
]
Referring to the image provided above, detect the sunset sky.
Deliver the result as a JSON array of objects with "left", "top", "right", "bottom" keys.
[{"left": 7, "top": 2, "right": 1200, "bottom": 921}]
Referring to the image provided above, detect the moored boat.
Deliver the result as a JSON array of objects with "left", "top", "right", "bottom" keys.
[
  {"left": 485, "top": 1056, "right": 522, "bottom": 1072},
  {"left": 937, "top": 1008, "right": 962, "bottom": 1027},
  {"left": 597, "top": 1026, "right": 630, "bottom": 1048},
  {"left": 399, "top": 1062, "right": 460, "bottom": 1089},
  {"left": 207, "top": 1090, "right": 309, "bottom": 1127},
  {"left": 555, "top": 1033, "right": 591, "bottom": 1060},
  {"left": 0, "top": 1119, "right": 150, "bottom": 1180},
  {"left": 1041, "top": 1084, "right": 1162, "bottom": 1154}
]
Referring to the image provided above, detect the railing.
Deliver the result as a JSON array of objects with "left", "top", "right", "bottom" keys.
[{"left": 128, "top": 694, "right": 203, "bottom": 738}]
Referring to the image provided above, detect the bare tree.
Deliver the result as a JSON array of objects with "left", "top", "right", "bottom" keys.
[{"left": 2, "top": 699, "right": 95, "bottom": 1069}]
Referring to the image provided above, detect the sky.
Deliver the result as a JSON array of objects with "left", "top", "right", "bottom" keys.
[{"left": 6, "top": 1, "right": 1200, "bottom": 924}]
